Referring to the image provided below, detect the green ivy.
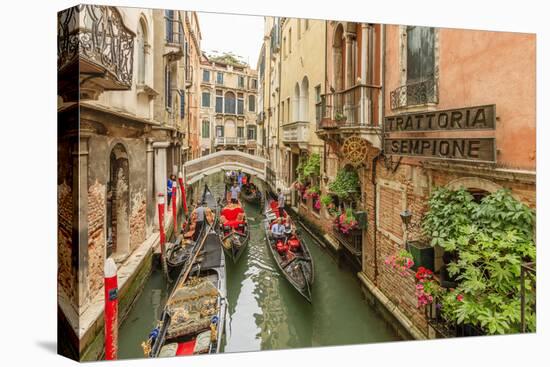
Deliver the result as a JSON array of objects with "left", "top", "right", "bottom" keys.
[
  {"left": 328, "top": 169, "right": 360, "bottom": 200},
  {"left": 302, "top": 153, "right": 320, "bottom": 180},
  {"left": 422, "top": 187, "right": 536, "bottom": 334}
]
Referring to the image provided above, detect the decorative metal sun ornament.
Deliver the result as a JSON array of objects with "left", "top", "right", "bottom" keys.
[{"left": 342, "top": 136, "right": 369, "bottom": 167}]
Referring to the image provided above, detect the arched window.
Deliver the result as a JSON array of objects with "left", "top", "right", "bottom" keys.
[
  {"left": 333, "top": 24, "right": 345, "bottom": 91},
  {"left": 137, "top": 18, "right": 147, "bottom": 84},
  {"left": 293, "top": 83, "right": 300, "bottom": 121},
  {"left": 106, "top": 144, "right": 130, "bottom": 257},
  {"left": 224, "top": 91, "right": 236, "bottom": 114},
  {"left": 300, "top": 76, "right": 309, "bottom": 121}
]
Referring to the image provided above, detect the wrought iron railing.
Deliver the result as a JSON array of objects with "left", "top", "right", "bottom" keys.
[
  {"left": 317, "top": 84, "right": 380, "bottom": 130},
  {"left": 520, "top": 262, "right": 536, "bottom": 333},
  {"left": 331, "top": 225, "right": 362, "bottom": 257},
  {"left": 425, "top": 293, "right": 486, "bottom": 338},
  {"left": 57, "top": 5, "right": 134, "bottom": 88},
  {"left": 390, "top": 77, "right": 439, "bottom": 110}
]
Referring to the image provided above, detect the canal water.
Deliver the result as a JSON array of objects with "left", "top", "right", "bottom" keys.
[{"left": 118, "top": 172, "right": 399, "bottom": 359}]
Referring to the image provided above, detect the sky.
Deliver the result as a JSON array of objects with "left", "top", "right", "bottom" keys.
[{"left": 197, "top": 11, "right": 265, "bottom": 69}]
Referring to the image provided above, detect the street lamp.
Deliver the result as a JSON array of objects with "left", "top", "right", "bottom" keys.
[{"left": 400, "top": 209, "right": 412, "bottom": 229}]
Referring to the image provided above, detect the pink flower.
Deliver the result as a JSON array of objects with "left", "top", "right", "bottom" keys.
[{"left": 457, "top": 294, "right": 464, "bottom": 302}]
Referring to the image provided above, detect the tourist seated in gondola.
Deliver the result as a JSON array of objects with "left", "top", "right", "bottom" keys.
[
  {"left": 220, "top": 201, "right": 246, "bottom": 236},
  {"left": 271, "top": 217, "right": 287, "bottom": 241}
]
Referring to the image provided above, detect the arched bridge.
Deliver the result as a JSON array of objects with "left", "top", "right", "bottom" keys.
[{"left": 183, "top": 150, "right": 269, "bottom": 185}]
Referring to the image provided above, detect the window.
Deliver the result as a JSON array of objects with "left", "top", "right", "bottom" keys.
[
  {"left": 216, "top": 125, "right": 224, "bottom": 137},
  {"left": 251, "top": 79, "right": 257, "bottom": 89},
  {"left": 237, "top": 127, "right": 245, "bottom": 138},
  {"left": 248, "top": 95, "right": 256, "bottom": 112},
  {"left": 406, "top": 26, "right": 435, "bottom": 84},
  {"left": 224, "top": 92, "right": 236, "bottom": 114},
  {"left": 201, "top": 120, "right": 210, "bottom": 138},
  {"left": 315, "top": 85, "right": 321, "bottom": 103},
  {"left": 165, "top": 10, "right": 174, "bottom": 42},
  {"left": 215, "top": 90, "right": 223, "bottom": 113},
  {"left": 165, "top": 65, "right": 172, "bottom": 109},
  {"left": 248, "top": 149, "right": 255, "bottom": 155},
  {"left": 137, "top": 19, "right": 147, "bottom": 84},
  {"left": 281, "top": 101, "right": 285, "bottom": 123},
  {"left": 202, "top": 69, "right": 210, "bottom": 82},
  {"left": 247, "top": 125, "right": 256, "bottom": 140},
  {"left": 288, "top": 28, "right": 292, "bottom": 54},
  {"left": 216, "top": 72, "right": 224, "bottom": 85},
  {"left": 238, "top": 76, "right": 245, "bottom": 88},
  {"left": 179, "top": 89, "right": 185, "bottom": 117},
  {"left": 237, "top": 93, "right": 244, "bottom": 115},
  {"left": 202, "top": 92, "right": 210, "bottom": 107},
  {"left": 286, "top": 97, "right": 290, "bottom": 122}
]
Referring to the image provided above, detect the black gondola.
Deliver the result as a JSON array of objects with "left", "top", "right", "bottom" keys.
[
  {"left": 165, "top": 187, "right": 210, "bottom": 279},
  {"left": 218, "top": 186, "right": 250, "bottom": 263},
  {"left": 241, "top": 181, "right": 262, "bottom": 204},
  {"left": 144, "top": 184, "right": 226, "bottom": 358},
  {"left": 263, "top": 192, "right": 314, "bottom": 302}
]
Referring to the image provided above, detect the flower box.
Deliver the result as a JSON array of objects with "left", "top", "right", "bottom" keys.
[
  {"left": 354, "top": 211, "right": 368, "bottom": 229},
  {"left": 406, "top": 240, "right": 434, "bottom": 272}
]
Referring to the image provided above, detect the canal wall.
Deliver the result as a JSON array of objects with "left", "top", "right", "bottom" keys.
[{"left": 78, "top": 210, "right": 179, "bottom": 361}]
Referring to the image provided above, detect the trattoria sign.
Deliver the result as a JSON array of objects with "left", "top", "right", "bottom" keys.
[
  {"left": 384, "top": 138, "right": 496, "bottom": 163},
  {"left": 383, "top": 105, "right": 496, "bottom": 163},
  {"left": 384, "top": 105, "right": 495, "bottom": 132}
]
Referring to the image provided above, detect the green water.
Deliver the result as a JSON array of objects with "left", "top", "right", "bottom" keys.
[{"left": 118, "top": 172, "right": 399, "bottom": 358}]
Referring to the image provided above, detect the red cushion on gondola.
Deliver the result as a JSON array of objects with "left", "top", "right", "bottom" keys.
[
  {"left": 224, "top": 220, "right": 245, "bottom": 229},
  {"left": 221, "top": 207, "right": 244, "bottom": 222},
  {"left": 176, "top": 340, "right": 197, "bottom": 356}
]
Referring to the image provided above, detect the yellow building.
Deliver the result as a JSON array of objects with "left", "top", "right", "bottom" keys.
[{"left": 278, "top": 17, "right": 326, "bottom": 208}]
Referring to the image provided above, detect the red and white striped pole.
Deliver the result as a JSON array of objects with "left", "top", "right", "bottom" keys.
[
  {"left": 178, "top": 171, "right": 188, "bottom": 215},
  {"left": 172, "top": 181, "right": 177, "bottom": 235},
  {"left": 158, "top": 193, "right": 166, "bottom": 253},
  {"left": 104, "top": 257, "right": 118, "bottom": 360}
]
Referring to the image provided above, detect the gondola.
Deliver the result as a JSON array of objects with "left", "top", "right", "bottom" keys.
[
  {"left": 217, "top": 186, "right": 250, "bottom": 263},
  {"left": 144, "top": 184, "right": 226, "bottom": 358},
  {"left": 263, "top": 193, "right": 314, "bottom": 302},
  {"left": 241, "top": 181, "right": 262, "bottom": 204},
  {"left": 165, "top": 187, "right": 210, "bottom": 279}
]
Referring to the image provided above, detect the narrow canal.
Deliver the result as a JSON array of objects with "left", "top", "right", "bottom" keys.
[{"left": 118, "top": 172, "right": 399, "bottom": 358}]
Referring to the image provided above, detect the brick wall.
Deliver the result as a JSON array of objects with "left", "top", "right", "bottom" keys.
[
  {"left": 58, "top": 181, "right": 76, "bottom": 304},
  {"left": 87, "top": 180, "right": 106, "bottom": 299}
]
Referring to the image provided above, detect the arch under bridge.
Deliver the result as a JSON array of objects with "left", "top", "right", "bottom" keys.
[{"left": 183, "top": 150, "right": 270, "bottom": 185}]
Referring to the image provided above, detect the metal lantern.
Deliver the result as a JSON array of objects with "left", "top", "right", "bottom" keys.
[{"left": 400, "top": 209, "right": 412, "bottom": 227}]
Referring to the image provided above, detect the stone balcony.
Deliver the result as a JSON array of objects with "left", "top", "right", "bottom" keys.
[
  {"left": 214, "top": 136, "right": 246, "bottom": 147},
  {"left": 282, "top": 121, "right": 310, "bottom": 149}
]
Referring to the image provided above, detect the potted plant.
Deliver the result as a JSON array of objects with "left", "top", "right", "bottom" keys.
[
  {"left": 338, "top": 208, "right": 359, "bottom": 234},
  {"left": 406, "top": 240, "right": 435, "bottom": 272},
  {"left": 335, "top": 112, "right": 347, "bottom": 123}
]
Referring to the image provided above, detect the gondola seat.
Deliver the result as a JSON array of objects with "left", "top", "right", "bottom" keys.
[{"left": 220, "top": 206, "right": 245, "bottom": 229}]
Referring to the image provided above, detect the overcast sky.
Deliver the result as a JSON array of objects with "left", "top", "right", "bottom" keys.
[{"left": 197, "top": 11, "right": 265, "bottom": 69}]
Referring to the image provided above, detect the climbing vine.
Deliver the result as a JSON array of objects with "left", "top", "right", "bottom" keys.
[
  {"left": 421, "top": 187, "right": 536, "bottom": 334},
  {"left": 328, "top": 169, "right": 360, "bottom": 200}
]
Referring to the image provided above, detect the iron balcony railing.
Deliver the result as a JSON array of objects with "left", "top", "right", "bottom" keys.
[
  {"left": 317, "top": 84, "right": 381, "bottom": 130},
  {"left": 390, "top": 77, "right": 439, "bottom": 110},
  {"left": 214, "top": 137, "right": 246, "bottom": 146},
  {"left": 520, "top": 262, "right": 536, "bottom": 333},
  {"left": 331, "top": 225, "right": 362, "bottom": 257},
  {"left": 57, "top": 5, "right": 134, "bottom": 89}
]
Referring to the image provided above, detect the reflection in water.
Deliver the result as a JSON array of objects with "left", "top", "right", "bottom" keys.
[{"left": 118, "top": 172, "right": 399, "bottom": 359}]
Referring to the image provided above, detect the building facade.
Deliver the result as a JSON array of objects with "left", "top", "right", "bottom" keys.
[
  {"left": 57, "top": 5, "right": 202, "bottom": 359},
  {"left": 199, "top": 56, "right": 259, "bottom": 156}
]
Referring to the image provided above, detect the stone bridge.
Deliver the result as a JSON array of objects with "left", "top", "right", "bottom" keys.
[{"left": 183, "top": 150, "right": 269, "bottom": 185}]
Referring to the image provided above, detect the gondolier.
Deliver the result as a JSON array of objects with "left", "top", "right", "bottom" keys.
[
  {"left": 192, "top": 201, "right": 212, "bottom": 241},
  {"left": 230, "top": 182, "right": 241, "bottom": 204}
]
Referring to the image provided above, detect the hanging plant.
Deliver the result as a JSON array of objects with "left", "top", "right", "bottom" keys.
[
  {"left": 328, "top": 169, "right": 360, "bottom": 200},
  {"left": 420, "top": 187, "right": 536, "bottom": 334},
  {"left": 385, "top": 249, "right": 415, "bottom": 276},
  {"left": 320, "top": 194, "right": 333, "bottom": 207},
  {"left": 302, "top": 153, "right": 321, "bottom": 180},
  {"left": 338, "top": 208, "right": 358, "bottom": 234}
]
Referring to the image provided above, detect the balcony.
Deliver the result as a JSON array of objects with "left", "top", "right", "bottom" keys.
[
  {"left": 282, "top": 121, "right": 309, "bottom": 148},
  {"left": 316, "top": 84, "right": 382, "bottom": 147},
  {"left": 57, "top": 5, "right": 135, "bottom": 101},
  {"left": 214, "top": 137, "right": 246, "bottom": 147},
  {"left": 331, "top": 224, "right": 362, "bottom": 269},
  {"left": 185, "top": 65, "right": 193, "bottom": 89},
  {"left": 164, "top": 19, "right": 185, "bottom": 60},
  {"left": 390, "top": 77, "right": 439, "bottom": 110}
]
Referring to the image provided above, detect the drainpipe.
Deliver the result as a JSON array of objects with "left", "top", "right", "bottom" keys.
[{"left": 323, "top": 20, "right": 328, "bottom": 175}]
